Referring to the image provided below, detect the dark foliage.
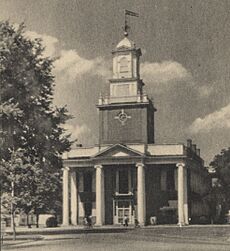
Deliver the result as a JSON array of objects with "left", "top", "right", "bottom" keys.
[
  {"left": 46, "top": 216, "right": 58, "bottom": 228},
  {"left": 0, "top": 21, "right": 73, "bottom": 221}
]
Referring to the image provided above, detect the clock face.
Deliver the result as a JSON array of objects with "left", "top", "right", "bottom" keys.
[
  {"left": 114, "top": 109, "right": 131, "bottom": 125},
  {"left": 118, "top": 112, "right": 128, "bottom": 123}
]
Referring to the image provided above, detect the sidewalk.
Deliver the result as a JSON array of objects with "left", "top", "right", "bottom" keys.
[
  {"left": 5, "top": 223, "right": 230, "bottom": 236},
  {"left": 4, "top": 224, "right": 133, "bottom": 236},
  {"left": 2, "top": 235, "right": 44, "bottom": 249}
]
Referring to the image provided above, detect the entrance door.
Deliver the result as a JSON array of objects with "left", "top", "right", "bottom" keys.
[
  {"left": 84, "top": 202, "right": 92, "bottom": 217},
  {"left": 114, "top": 200, "right": 133, "bottom": 224}
]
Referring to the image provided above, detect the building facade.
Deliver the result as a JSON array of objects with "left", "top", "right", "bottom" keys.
[{"left": 62, "top": 34, "right": 211, "bottom": 226}]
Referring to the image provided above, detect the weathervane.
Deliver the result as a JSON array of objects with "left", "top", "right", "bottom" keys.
[{"left": 123, "top": 9, "right": 139, "bottom": 36}]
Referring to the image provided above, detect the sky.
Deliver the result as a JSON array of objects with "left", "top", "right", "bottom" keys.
[{"left": 1, "top": 0, "right": 230, "bottom": 165}]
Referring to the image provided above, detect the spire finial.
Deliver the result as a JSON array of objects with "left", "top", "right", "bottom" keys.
[{"left": 123, "top": 10, "right": 139, "bottom": 37}]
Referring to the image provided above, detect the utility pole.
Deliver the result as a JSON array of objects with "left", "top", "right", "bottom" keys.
[
  {"left": 11, "top": 179, "right": 16, "bottom": 241},
  {"left": 0, "top": 186, "right": 2, "bottom": 250},
  {"left": 10, "top": 148, "right": 17, "bottom": 241}
]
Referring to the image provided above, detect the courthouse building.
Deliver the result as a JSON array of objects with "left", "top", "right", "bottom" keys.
[{"left": 62, "top": 33, "right": 211, "bottom": 226}]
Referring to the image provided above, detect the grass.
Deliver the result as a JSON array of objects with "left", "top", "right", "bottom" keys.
[{"left": 2, "top": 226, "right": 230, "bottom": 251}]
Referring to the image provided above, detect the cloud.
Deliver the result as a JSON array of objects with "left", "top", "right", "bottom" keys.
[
  {"left": 63, "top": 123, "right": 92, "bottom": 141},
  {"left": 23, "top": 29, "right": 192, "bottom": 94},
  {"left": 189, "top": 103, "right": 230, "bottom": 134},
  {"left": 141, "top": 61, "right": 193, "bottom": 86},
  {"left": 25, "top": 31, "right": 59, "bottom": 58},
  {"left": 53, "top": 50, "right": 110, "bottom": 80},
  {"left": 197, "top": 85, "right": 214, "bottom": 98},
  {"left": 25, "top": 30, "right": 110, "bottom": 80}
]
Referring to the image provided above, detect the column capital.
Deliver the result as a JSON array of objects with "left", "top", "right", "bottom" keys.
[
  {"left": 136, "top": 163, "right": 145, "bottom": 168},
  {"left": 176, "top": 162, "right": 185, "bottom": 168},
  {"left": 94, "top": 164, "right": 103, "bottom": 169},
  {"left": 62, "top": 166, "right": 70, "bottom": 171}
]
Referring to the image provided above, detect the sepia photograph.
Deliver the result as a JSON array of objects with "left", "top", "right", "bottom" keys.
[{"left": 0, "top": 0, "right": 230, "bottom": 250}]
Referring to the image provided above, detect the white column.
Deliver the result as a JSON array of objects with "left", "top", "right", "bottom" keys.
[
  {"left": 174, "top": 169, "right": 178, "bottom": 191},
  {"left": 70, "top": 171, "right": 78, "bottom": 225},
  {"left": 136, "top": 163, "right": 146, "bottom": 226},
  {"left": 95, "top": 165, "right": 105, "bottom": 225},
  {"left": 177, "top": 163, "right": 185, "bottom": 225},
  {"left": 183, "top": 167, "right": 189, "bottom": 225},
  {"left": 62, "top": 167, "right": 70, "bottom": 226}
]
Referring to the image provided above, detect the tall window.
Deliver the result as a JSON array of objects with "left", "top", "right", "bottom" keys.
[
  {"left": 120, "top": 57, "right": 129, "bottom": 73},
  {"left": 119, "top": 169, "right": 129, "bottom": 194},
  {"left": 84, "top": 202, "right": 92, "bottom": 217},
  {"left": 83, "top": 172, "right": 92, "bottom": 192},
  {"left": 166, "top": 169, "right": 175, "bottom": 190}
]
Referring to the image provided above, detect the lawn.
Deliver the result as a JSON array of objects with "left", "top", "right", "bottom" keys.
[{"left": 3, "top": 225, "right": 230, "bottom": 251}]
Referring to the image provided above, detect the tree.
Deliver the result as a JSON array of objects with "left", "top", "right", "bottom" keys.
[
  {"left": 0, "top": 21, "right": 73, "bottom": 230},
  {"left": 209, "top": 147, "right": 230, "bottom": 222},
  {"left": 0, "top": 102, "right": 23, "bottom": 191},
  {"left": 1, "top": 149, "right": 26, "bottom": 239}
]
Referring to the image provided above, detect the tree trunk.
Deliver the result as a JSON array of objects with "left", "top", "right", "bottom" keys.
[
  {"left": 11, "top": 211, "right": 16, "bottom": 240},
  {"left": 36, "top": 213, "right": 39, "bottom": 228},
  {"left": 26, "top": 213, "right": 32, "bottom": 228}
]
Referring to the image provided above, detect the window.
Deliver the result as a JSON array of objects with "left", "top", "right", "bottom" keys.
[
  {"left": 120, "top": 57, "right": 129, "bottom": 73},
  {"left": 83, "top": 172, "right": 92, "bottom": 192},
  {"left": 119, "top": 169, "right": 129, "bottom": 194},
  {"left": 166, "top": 169, "right": 175, "bottom": 190}
]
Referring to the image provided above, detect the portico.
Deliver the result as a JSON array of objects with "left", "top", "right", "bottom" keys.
[{"left": 62, "top": 143, "right": 203, "bottom": 226}]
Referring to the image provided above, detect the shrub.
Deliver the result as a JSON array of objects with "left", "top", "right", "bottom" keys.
[
  {"left": 199, "top": 216, "right": 209, "bottom": 224},
  {"left": 46, "top": 216, "right": 58, "bottom": 227}
]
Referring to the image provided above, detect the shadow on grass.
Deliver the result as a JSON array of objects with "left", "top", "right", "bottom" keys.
[{"left": 6, "top": 227, "right": 132, "bottom": 236}]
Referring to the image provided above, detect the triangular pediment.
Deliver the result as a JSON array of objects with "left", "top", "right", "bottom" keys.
[
  {"left": 117, "top": 45, "right": 131, "bottom": 50},
  {"left": 93, "top": 144, "right": 143, "bottom": 158},
  {"left": 113, "top": 151, "right": 129, "bottom": 157}
]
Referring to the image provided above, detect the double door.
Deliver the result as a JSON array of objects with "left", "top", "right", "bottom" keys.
[{"left": 114, "top": 199, "right": 134, "bottom": 224}]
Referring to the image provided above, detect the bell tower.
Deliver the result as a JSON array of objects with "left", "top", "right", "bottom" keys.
[
  {"left": 97, "top": 33, "right": 156, "bottom": 145},
  {"left": 109, "top": 36, "right": 143, "bottom": 103}
]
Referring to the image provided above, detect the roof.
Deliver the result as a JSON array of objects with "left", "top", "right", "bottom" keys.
[
  {"left": 63, "top": 143, "right": 205, "bottom": 167},
  {"left": 116, "top": 37, "right": 135, "bottom": 49},
  {"left": 63, "top": 143, "right": 186, "bottom": 159}
]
